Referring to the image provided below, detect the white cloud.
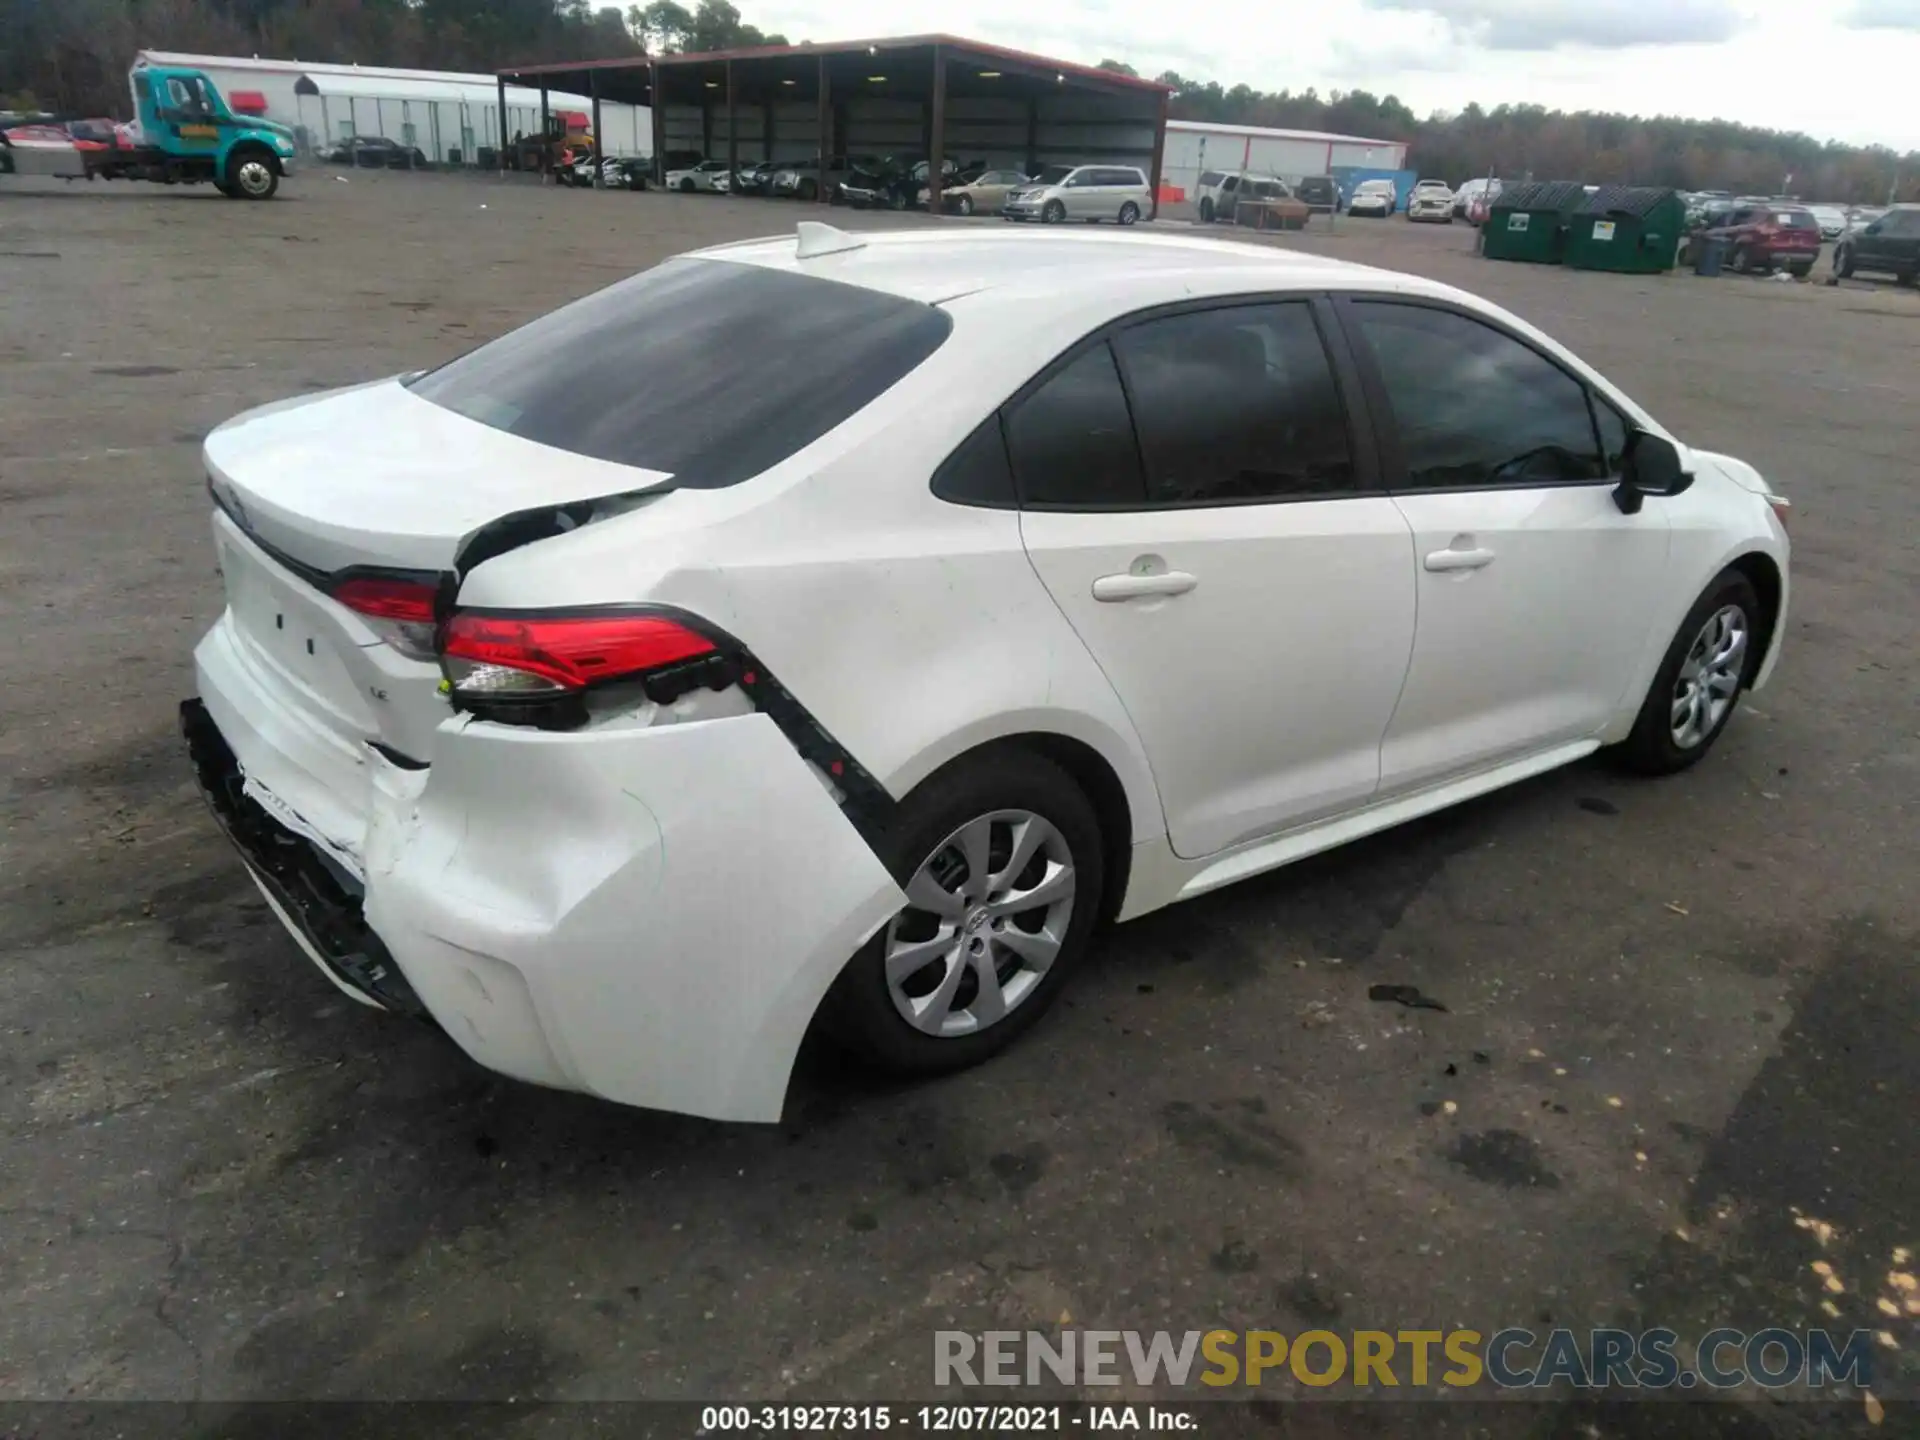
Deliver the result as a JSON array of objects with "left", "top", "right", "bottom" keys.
[
  {"left": 1845, "top": 0, "right": 1920, "bottom": 28},
  {"left": 1362, "top": 0, "right": 1747, "bottom": 49},
  {"left": 745, "top": 0, "right": 1920, "bottom": 149}
]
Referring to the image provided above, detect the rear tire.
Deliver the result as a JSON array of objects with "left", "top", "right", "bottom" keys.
[
  {"left": 798, "top": 178, "right": 818, "bottom": 202},
  {"left": 1731, "top": 244, "right": 1752, "bottom": 273},
  {"left": 1118, "top": 201, "right": 1140, "bottom": 226},
  {"left": 1835, "top": 245, "right": 1855, "bottom": 278},
  {"left": 822, "top": 749, "right": 1105, "bottom": 1077},
  {"left": 1610, "top": 569, "right": 1762, "bottom": 775}
]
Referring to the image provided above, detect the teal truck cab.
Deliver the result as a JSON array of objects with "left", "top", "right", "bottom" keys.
[{"left": 0, "top": 62, "right": 296, "bottom": 199}]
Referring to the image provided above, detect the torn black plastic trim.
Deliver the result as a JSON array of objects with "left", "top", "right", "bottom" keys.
[
  {"left": 451, "top": 485, "right": 677, "bottom": 580},
  {"left": 449, "top": 603, "right": 897, "bottom": 833},
  {"left": 180, "top": 698, "right": 431, "bottom": 1019}
]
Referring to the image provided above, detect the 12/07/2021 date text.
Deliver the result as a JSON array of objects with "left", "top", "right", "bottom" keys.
[{"left": 699, "top": 1405, "right": 1200, "bottom": 1432}]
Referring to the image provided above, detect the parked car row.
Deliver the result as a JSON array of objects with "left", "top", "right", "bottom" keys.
[{"left": 657, "top": 153, "right": 1153, "bottom": 224}]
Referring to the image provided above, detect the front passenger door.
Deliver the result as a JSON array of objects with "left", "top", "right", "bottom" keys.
[
  {"left": 1340, "top": 299, "right": 1674, "bottom": 794},
  {"left": 1016, "top": 300, "right": 1418, "bottom": 859}
]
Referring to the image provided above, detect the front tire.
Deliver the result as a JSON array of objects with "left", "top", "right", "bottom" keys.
[
  {"left": 823, "top": 749, "right": 1105, "bottom": 1076},
  {"left": 1835, "top": 245, "right": 1855, "bottom": 278},
  {"left": 225, "top": 148, "right": 278, "bottom": 200},
  {"left": 1731, "top": 244, "right": 1753, "bottom": 273},
  {"left": 1042, "top": 199, "right": 1066, "bottom": 224},
  {"left": 1611, "top": 570, "right": 1762, "bottom": 775},
  {"left": 956, "top": 194, "right": 973, "bottom": 215},
  {"left": 1198, "top": 196, "right": 1215, "bottom": 223}
]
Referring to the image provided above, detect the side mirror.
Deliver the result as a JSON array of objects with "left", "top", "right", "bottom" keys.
[{"left": 1613, "top": 430, "right": 1694, "bottom": 514}]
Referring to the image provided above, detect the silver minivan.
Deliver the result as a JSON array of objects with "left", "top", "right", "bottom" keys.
[{"left": 1002, "top": 164, "right": 1150, "bottom": 225}]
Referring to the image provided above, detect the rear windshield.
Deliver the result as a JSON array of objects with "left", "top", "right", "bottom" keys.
[
  {"left": 1776, "top": 210, "right": 1818, "bottom": 229},
  {"left": 408, "top": 258, "right": 952, "bottom": 487}
]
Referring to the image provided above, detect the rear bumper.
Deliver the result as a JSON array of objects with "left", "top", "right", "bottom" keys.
[
  {"left": 184, "top": 660, "right": 906, "bottom": 1122},
  {"left": 181, "top": 698, "right": 425, "bottom": 1016}
]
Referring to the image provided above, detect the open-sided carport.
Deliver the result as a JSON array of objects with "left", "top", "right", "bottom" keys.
[
  {"left": 491, "top": 56, "right": 654, "bottom": 184},
  {"left": 500, "top": 35, "right": 1170, "bottom": 215}
]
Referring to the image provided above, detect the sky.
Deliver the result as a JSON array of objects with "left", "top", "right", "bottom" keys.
[{"left": 746, "top": 0, "right": 1920, "bottom": 151}]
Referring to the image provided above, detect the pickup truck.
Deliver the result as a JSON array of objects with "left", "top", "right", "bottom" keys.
[{"left": 0, "top": 61, "right": 296, "bottom": 199}]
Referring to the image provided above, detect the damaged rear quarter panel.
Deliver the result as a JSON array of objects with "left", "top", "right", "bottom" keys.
[{"left": 362, "top": 711, "right": 905, "bottom": 1122}]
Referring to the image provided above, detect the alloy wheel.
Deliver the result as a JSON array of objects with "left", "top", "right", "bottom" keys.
[
  {"left": 884, "top": 810, "right": 1076, "bottom": 1038},
  {"left": 1670, "top": 604, "right": 1747, "bottom": 749}
]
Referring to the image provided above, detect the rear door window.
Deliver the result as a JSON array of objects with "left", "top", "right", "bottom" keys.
[
  {"left": 1004, "top": 343, "right": 1145, "bottom": 507},
  {"left": 1115, "top": 302, "right": 1355, "bottom": 504},
  {"left": 408, "top": 258, "right": 952, "bottom": 487}
]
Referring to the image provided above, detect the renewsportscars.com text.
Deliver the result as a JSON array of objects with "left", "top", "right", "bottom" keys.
[{"left": 934, "top": 1327, "right": 1876, "bottom": 1390}]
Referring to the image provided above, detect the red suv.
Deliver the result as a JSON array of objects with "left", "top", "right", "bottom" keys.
[{"left": 1698, "top": 203, "right": 1823, "bottom": 277}]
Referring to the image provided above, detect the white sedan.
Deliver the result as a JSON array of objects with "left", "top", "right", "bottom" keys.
[
  {"left": 184, "top": 223, "right": 1790, "bottom": 1122},
  {"left": 1406, "top": 180, "right": 1454, "bottom": 222},
  {"left": 1348, "top": 179, "right": 1398, "bottom": 216},
  {"left": 665, "top": 158, "right": 731, "bottom": 192}
]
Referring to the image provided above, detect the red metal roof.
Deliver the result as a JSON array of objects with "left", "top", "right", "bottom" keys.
[{"left": 501, "top": 35, "right": 1170, "bottom": 94}]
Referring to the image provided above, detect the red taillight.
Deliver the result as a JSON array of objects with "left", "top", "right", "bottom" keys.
[
  {"left": 331, "top": 574, "right": 441, "bottom": 661},
  {"left": 332, "top": 575, "right": 439, "bottom": 623},
  {"left": 441, "top": 611, "right": 716, "bottom": 696}
]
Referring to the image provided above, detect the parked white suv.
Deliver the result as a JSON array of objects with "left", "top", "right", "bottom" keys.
[
  {"left": 184, "top": 224, "right": 1789, "bottom": 1124},
  {"left": 1003, "top": 164, "right": 1149, "bottom": 225}
]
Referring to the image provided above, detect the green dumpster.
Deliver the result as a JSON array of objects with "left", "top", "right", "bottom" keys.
[
  {"left": 1481, "top": 181, "right": 1587, "bottom": 263},
  {"left": 1565, "top": 186, "right": 1686, "bottom": 274}
]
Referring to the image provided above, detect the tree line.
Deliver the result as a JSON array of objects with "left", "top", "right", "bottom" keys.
[
  {"left": 1101, "top": 61, "right": 1918, "bottom": 205},
  {"left": 4, "top": 0, "right": 1913, "bottom": 203},
  {"left": 0, "top": 0, "right": 781, "bottom": 118}
]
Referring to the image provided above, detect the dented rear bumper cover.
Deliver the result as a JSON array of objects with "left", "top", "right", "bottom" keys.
[{"left": 185, "top": 640, "right": 906, "bottom": 1123}]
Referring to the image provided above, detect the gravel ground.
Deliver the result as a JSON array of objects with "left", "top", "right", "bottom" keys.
[{"left": 0, "top": 170, "right": 1915, "bottom": 1433}]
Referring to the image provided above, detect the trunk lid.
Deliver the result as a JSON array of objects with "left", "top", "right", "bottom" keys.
[
  {"left": 201, "top": 378, "right": 671, "bottom": 770},
  {"left": 202, "top": 378, "right": 672, "bottom": 574}
]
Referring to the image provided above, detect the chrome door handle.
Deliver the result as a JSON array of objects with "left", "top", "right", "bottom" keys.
[
  {"left": 1424, "top": 547, "right": 1495, "bottom": 573},
  {"left": 1092, "top": 571, "right": 1199, "bottom": 602}
]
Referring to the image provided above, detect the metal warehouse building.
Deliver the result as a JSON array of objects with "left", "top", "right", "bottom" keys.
[
  {"left": 136, "top": 50, "right": 648, "bottom": 163},
  {"left": 1160, "top": 118, "right": 1407, "bottom": 201},
  {"left": 501, "top": 34, "right": 1171, "bottom": 213}
]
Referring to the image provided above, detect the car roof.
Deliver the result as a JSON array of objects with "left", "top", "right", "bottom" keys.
[{"left": 693, "top": 226, "right": 1439, "bottom": 308}]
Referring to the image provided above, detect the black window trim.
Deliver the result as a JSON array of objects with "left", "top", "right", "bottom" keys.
[
  {"left": 931, "top": 290, "right": 1386, "bottom": 514},
  {"left": 1330, "top": 292, "right": 1621, "bottom": 498}
]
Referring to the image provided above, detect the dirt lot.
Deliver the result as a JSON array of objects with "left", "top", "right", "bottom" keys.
[{"left": 1, "top": 170, "right": 1916, "bottom": 1429}]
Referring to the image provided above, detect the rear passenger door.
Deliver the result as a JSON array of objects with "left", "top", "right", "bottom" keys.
[
  {"left": 1337, "top": 298, "right": 1674, "bottom": 794},
  {"left": 1013, "top": 299, "right": 1418, "bottom": 859}
]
